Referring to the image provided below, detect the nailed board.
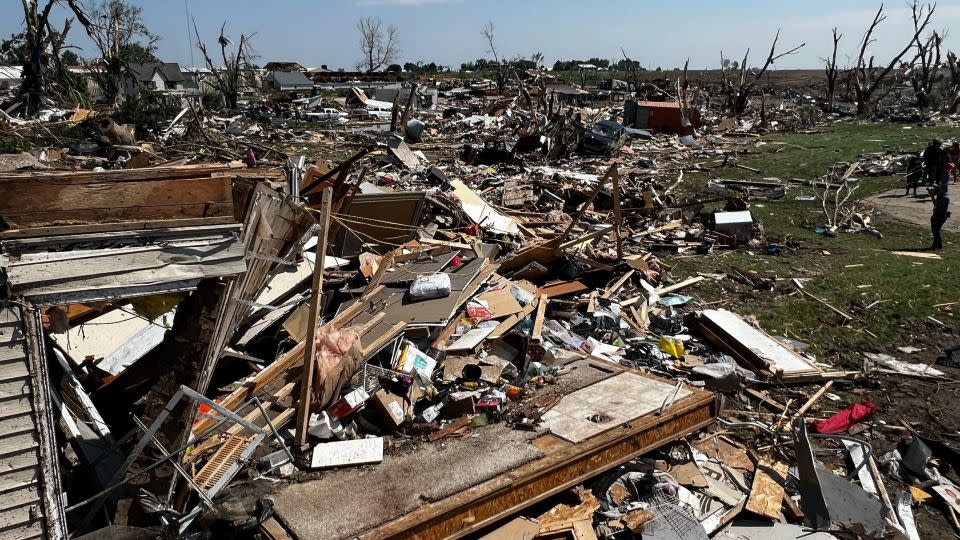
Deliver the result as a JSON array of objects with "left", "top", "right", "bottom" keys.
[{"left": 0, "top": 165, "right": 249, "bottom": 238}]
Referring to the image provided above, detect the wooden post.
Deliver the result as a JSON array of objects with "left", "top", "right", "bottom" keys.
[
  {"left": 611, "top": 165, "right": 623, "bottom": 259},
  {"left": 294, "top": 187, "right": 332, "bottom": 450}
]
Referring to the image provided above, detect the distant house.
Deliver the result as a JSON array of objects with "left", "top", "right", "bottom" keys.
[
  {"left": 125, "top": 62, "right": 196, "bottom": 96},
  {"left": 265, "top": 70, "right": 313, "bottom": 92},
  {"left": 0, "top": 66, "right": 23, "bottom": 92},
  {"left": 264, "top": 61, "right": 306, "bottom": 72},
  {"left": 374, "top": 83, "right": 439, "bottom": 109}
]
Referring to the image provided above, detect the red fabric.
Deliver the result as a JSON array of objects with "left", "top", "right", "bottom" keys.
[{"left": 813, "top": 398, "right": 879, "bottom": 434}]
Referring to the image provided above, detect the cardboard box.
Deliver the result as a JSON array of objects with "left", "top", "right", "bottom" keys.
[{"left": 368, "top": 389, "right": 407, "bottom": 430}]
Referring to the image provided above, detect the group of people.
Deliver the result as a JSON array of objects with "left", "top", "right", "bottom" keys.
[{"left": 904, "top": 139, "right": 953, "bottom": 250}]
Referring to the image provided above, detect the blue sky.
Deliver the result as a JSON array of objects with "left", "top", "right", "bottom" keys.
[{"left": 5, "top": 0, "right": 960, "bottom": 70}]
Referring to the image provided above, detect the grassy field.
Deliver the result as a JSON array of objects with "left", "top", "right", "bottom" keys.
[{"left": 669, "top": 122, "right": 960, "bottom": 367}]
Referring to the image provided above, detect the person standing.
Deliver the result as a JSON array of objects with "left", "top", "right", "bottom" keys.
[
  {"left": 930, "top": 185, "right": 951, "bottom": 250},
  {"left": 923, "top": 139, "right": 944, "bottom": 186},
  {"left": 905, "top": 153, "right": 924, "bottom": 196}
]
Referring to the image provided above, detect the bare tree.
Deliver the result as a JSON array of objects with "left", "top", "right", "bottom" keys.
[
  {"left": 482, "top": 21, "right": 506, "bottom": 94},
  {"left": 66, "top": 0, "right": 158, "bottom": 106},
  {"left": 946, "top": 50, "right": 960, "bottom": 113},
  {"left": 13, "top": 1, "right": 76, "bottom": 115},
  {"left": 195, "top": 22, "right": 255, "bottom": 110},
  {"left": 720, "top": 29, "right": 805, "bottom": 116},
  {"left": 908, "top": 5, "right": 943, "bottom": 110},
  {"left": 852, "top": 2, "right": 934, "bottom": 117},
  {"left": 620, "top": 48, "right": 640, "bottom": 93},
  {"left": 823, "top": 27, "right": 842, "bottom": 111},
  {"left": 356, "top": 17, "right": 398, "bottom": 73}
]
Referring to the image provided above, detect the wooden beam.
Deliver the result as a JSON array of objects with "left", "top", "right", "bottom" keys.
[
  {"left": 780, "top": 380, "right": 834, "bottom": 430},
  {"left": 611, "top": 165, "right": 623, "bottom": 259},
  {"left": 558, "top": 226, "right": 614, "bottom": 250},
  {"left": 602, "top": 269, "right": 635, "bottom": 300},
  {"left": 360, "top": 382, "right": 716, "bottom": 540},
  {"left": 531, "top": 294, "right": 548, "bottom": 341},
  {"left": 295, "top": 187, "right": 332, "bottom": 449},
  {"left": 655, "top": 275, "right": 705, "bottom": 295}
]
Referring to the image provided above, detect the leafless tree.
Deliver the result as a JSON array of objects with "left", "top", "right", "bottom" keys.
[
  {"left": 946, "top": 50, "right": 960, "bottom": 113},
  {"left": 720, "top": 29, "right": 805, "bottom": 116},
  {"left": 195, "top": 22, "right": 256, "bottom": 110},
  {"left": 14, "top": 0, "right": 75, "bottom": 115},
  {"left": 66, "top": 0, "right": 158, "bottom": 106},
  {"left": 620, "top": 48, "right": 640, "bottom": 93},
  {"left": 852, "top": 2, "right": 934, "bottom": 117},
  {"left": 822, "top": 28, "right": 842, "bottom": 111},
  {"left": 356, "top": 17, "right": 398, "bottom": 73},
  {"left": 482, "top": 21, "right": 506, "bottom": 94},
  {"left": 908, "top": 5, "right": 943, "bottom": 110}
]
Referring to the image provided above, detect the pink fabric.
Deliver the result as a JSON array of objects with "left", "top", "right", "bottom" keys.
[{"left": 813, "top": 398, "right": 879, "bottom": 434}]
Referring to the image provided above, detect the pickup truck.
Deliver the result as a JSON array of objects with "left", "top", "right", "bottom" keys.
[{"left": 305, "top": 108, "right": 348, "bottom": 123}]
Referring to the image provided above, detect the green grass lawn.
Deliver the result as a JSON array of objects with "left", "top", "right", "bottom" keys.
[{"left": 668, "top": 122, "right": 960, "bottom": 367}]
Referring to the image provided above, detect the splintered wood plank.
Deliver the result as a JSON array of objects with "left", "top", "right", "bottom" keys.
[
  {"left": 2, "top": 203, "right": 235, "bottom": 232},
  {"left": 537, "top": 281, "right": 587, "bottom": 298},
  {"left": 193, "top": 435, "right": 250, "bottom": 490},
  {"left": 0, "top": 216, "right": 237, "bottom": 240},
  {"left": 0, "top": 164, "right": 234, "bottom": 184},
  {"left": 7, "top": 238, "right": 243, "bottom": 287},
  {"left": 745, "top": 459, "right": 788, "bottom": 520},
  {"left": 531, "top": 294, "right": 548, "bottom": 341},
  {"left": 2, "top": 176, "right": 232, "bottom": 212}
]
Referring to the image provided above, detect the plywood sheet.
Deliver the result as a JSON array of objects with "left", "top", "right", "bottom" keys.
[
  {"left": 540, "top": 372, "right": 690, "bottom": 443},
  {"left": 745, "top": 460, "right": 788, "bottom": 519}
]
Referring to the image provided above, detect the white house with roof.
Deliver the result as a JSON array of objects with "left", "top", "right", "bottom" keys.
[{"left": 0, "top": 66, "right": 23, "bottom": 92}]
